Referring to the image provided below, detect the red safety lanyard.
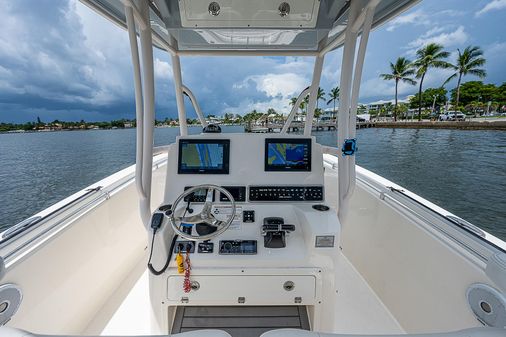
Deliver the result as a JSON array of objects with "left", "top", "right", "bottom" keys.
[{"left": 183, "top": 248, "right": 192, "bottom": 293}]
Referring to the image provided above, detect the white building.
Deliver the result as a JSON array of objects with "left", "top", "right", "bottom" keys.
[{"left": 366, "top": 95, "right": 414, "bottom": 113}]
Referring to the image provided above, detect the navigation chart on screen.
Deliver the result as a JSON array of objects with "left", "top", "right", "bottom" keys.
[
  {"left": 268, "top": 143, "right": 306, "bottom": 166},
  {"left": 181, "top": 143, "right": 224, "bottom": 169}
]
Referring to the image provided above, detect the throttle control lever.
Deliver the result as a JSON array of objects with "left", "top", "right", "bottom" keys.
[{"left": 262, "top": 217, "right": 295, "bottom": 249}]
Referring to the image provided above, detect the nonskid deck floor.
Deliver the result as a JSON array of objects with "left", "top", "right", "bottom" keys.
[
  {"left": 171, "top": 306, "right": 310, "bottom": 337},
  {"left": 96, "top": 254, "right": 403, "bottom": 336}
]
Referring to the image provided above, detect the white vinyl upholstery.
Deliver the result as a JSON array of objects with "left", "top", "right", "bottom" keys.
[
  {"left": 260, "top": 327, "right": 506, "bottom": 337},
  {"left": 0, "top": 327, "right": 231, "bottom": 337}
]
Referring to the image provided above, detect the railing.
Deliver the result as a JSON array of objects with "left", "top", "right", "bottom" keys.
[
  {"left": 0, "top": 155, "right": 168, "bottom": 260},
  {"left": 182, "top": 85, "right": 208, "bottom": 127},
  {"left": 280, "top": 87, "right": 310, "bottom": 134},
  {"left": 0, "top": 187, "right": 102, "bottom": 244}
]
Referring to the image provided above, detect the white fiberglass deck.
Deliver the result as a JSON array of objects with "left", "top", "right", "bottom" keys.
[{"left": 92, "top": 254, "right": 403, "bottom": 336}]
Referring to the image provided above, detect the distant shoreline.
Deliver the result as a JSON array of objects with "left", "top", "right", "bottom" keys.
[
  {"left": 2, "top": 120, "right": 506, "bottom": 134},
  {"left": 0, "top": 124, "right": 242, "bottom": 134}
]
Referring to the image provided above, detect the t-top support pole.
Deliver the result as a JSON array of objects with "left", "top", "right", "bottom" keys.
[
  {"left": 336, "top": 0, "right": 379, "bottom": 221},
  {"left": 344, "top": 2, "right": 378, "bottom": 206},
  {"left": 304, "top": 55, "right": 325, "bottom": 136},
  {"left": 170, "top": 39, "right": 188, "bottom": 136},
  {"left": 125, "top": 6, "right": 146, "bottom": 208},
  {"left": 124, "top": 0, "right": 156, "bottom": 228},
  {"left": 138, "top": 0, "right": 156, "bottom": 228}
]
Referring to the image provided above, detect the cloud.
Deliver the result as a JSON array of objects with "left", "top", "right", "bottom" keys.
[
  {"left": 154, "top": 58, "right": 173, "bottom": 79},
  {"left": 360, "top": 67, "right": 454, "bottom": 102},
  {"left": 0, "top": 0, "right": 504, "bottom": 122},
  {"left": 405, "top": 26, "right": 468, "bottom": 55},
  {"left": 0, "top": 0, "right": 139, "bottom": 122},
  {"left": 224, "top": 72, "right": 308, "bottom": 115},
  {"left": 386, "top": 10, "right": 430, "bottom": 32},
  {"left": 486, "top": 41, "right": 506, "bottom": 55},
  {"left": 360, "top": 76, "right": 416, "bottom": 99},
  {"left": 437, "top": 9, "right": 465, "bottom": 17},
  {"left": 476, "top": 0, "right": 506, "bottom": 16},
  {"left": 222, "top": 97, "right": 293, "bottom": 116},
  {"left": 248, "top": 73, "right": 307, "bottom": 98}
]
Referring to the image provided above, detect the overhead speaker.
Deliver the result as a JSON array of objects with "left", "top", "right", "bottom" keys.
[
  {"left": 467, "top": 283, "right": 506, "bottom": 328},
  {"left": 0, "top": 284, "right": 22, "bottom": 325}
]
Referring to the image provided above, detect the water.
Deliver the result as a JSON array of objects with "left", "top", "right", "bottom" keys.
[{"left": 1, "top": 126, "right": 505, "bottom": 241}]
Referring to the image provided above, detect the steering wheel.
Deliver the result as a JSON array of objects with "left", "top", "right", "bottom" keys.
[{"left": 168, "top": 184, "right": 236, "bottom": 241}]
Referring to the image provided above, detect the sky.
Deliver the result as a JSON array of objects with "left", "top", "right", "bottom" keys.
[{"left": 0, "top": 0, "right": 505, "bottom": 123}]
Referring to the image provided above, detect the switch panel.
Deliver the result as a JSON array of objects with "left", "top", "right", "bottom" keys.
[
  {"left": 249, "top": 186, "right": 323, "bottom": 202},
  {"left": 183, "top": 186, "right": 213, "bottom": 203},
  {"left": 219, "top": 186, "right": 246, "bottom": 202},
  {"left": 198, "top": 242, "right": 214, "bottom": 253},
  {"left": 173, "top": 241, "right": 195, "bottom": 253}
]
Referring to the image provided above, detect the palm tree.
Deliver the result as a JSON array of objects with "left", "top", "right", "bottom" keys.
[
  {"left": 312, "top": 87, "right": 325, "bottom": 123},
  {"left": 327, "top": 87, "right": 340, "bottom": 119},
  {"left": 412, "top": 43, "right": 452, "bottom": 121},
  {"left": 444, "top": 46, "right": 486, "bottom": 111},
  {"left": 316, "top": 87, "right": 325, "bottom": 110},
  {"left": 380, "top": 57, "right": 416, "bottom": 121},
  {"left": 289, "top": 97, "right": 298, "bottom": 109},
  {"left": 301, "top": 95, "right": 309, "bottom": 115}
]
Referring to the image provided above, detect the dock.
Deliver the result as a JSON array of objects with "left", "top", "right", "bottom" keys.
[
  {"left": 244, "top": 120, "right": 506, "bottom": 133},
  {"left": 374, "top": 120, "right": 506, "bottom": 131},
  {"left": 245, "top": 121, "right": 375, "bottom": 133}
]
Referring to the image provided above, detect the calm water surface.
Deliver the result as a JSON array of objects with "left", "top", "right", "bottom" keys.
[{"left": 1, "top": 126, "right": 505, "bottom": 241}]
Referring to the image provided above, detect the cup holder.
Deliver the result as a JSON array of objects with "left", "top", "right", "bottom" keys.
[{"left": 312, "top": 204, "right": 330, "bottom": 211}]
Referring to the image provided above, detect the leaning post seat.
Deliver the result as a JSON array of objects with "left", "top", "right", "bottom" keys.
[
  {"left": 0, "top": 327, "right": 231, "bottom": 337},
  {"left": 260, "top": 328, "right": 506, "bottom": 337}
]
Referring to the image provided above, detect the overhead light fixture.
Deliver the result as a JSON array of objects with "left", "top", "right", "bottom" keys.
[
  {"left": 208, "top": 2, "right": 220, "bottom": 16},
  {"left": 278, "top": 2, "right": 290, "bottom": 17},
  {"left": 195, "top": 29, "right": 303, "bottom": 46}
]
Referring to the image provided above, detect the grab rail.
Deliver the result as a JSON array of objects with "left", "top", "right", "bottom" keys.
[
  {"left": 0, "top": 187, "right": 102, "bottom": 244},
  {"left": 281, "top": 87, "right": 310, "bottom": 134},
  {"left": 182, "top": 85, "right": 208, "bottom": 127},
  {"left": 0, "top": 155, "right": 168, "bottom": 261},
  {"left": 384, "top": 187, "right": 505, "bottom": 255}
]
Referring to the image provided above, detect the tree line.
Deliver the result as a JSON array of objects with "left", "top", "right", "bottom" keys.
[
  {"left": 286, "top": 87, "right": 341, "bottom": 120},
  {"left": 379, "top": 43, "right": 504, "bottom": 121},
  {"left": 0, "top": 118, "right": 137, "bottom": 132}
]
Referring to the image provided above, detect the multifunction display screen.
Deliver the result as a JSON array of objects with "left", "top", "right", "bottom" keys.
[
  {"left": 265, "top": 138, "right": 311, "bottom": 172},
  {"left": 178, "top": 139, "right": 230, "bottom": 174}
]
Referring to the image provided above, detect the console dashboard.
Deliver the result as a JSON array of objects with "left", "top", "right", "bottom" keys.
[
  {"left": 164, "top": 133, "right": 325, "bottom": 205},
  {"left": 156, "top": 134, "right": 340, "bottom": 311},
  {"left": 184, "top": 185, "right": 324, "bottom": 203},
  {"left": 161, "top": 133, "right": 328, "bottom": 262}
]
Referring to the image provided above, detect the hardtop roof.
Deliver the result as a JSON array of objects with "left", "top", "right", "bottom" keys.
[{"left": 80, "top": 0, "right": 419, "bottom": 55}]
